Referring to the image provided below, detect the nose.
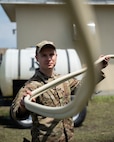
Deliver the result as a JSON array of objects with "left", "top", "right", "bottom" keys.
[{"left": 47, "top": 55, "right": 52, "bottom": 60}]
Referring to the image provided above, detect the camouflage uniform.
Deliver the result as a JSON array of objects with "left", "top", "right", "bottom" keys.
[{"left": 11, "top": 68, "right": 79, "bottom": 142}]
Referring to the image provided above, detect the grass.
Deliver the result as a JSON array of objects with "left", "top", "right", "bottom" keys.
[
  {"left": 0, "top": 95, "right": 114, "bottom": 142},
  {"left": 74, "top": 95, "right": 114, "bottom": 142}
]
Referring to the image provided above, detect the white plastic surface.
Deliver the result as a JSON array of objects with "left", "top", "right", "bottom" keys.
[
  {"left": 0, "top": 49, "right": 18, "bottom": 96},
  {"left": 0, "top": 48, "right": 82, "bottom": 96}
]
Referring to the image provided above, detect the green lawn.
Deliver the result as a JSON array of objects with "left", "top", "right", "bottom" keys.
[
  {"left": 0, "top": 95, "right": 114, "bottom": 142},
  {"left": 74, "top": 95, "right": 114, "bottom": 142}
]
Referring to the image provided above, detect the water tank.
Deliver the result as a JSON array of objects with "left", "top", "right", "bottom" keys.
[{"left": 0, "top": 48, "right": 82, "bottom": 96}]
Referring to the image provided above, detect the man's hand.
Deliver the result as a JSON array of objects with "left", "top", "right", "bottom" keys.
[
  {"left": 20, "top": 89, "right": 36, "bottom": 111},
  {"left": 100, "top": 55, "right": 110, "bottom": 69}
]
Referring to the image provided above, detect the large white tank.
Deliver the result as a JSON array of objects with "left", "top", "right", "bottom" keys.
[{"left": 0, "top": 48, "right": 82, "bottom": 96}]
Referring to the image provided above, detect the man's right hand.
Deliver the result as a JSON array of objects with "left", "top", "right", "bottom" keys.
[{"left": 20, "top": 89, "right": 36, "bottom": 111}]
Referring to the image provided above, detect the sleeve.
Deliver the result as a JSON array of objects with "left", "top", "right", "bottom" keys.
[
  {"left": 69, "top": 70, "right": 105, "bottom": 99},
  {"left": 11, "top": 86, "right": 30, "bottom": 120},
  {"left": 97, "top": 71, "right": 105, "bottom": 83},
  {"left": 68, "top": 78, "right": 80, "bottom": 96},
  {"left": 95, "top": 60, "right": 106, "bottom": 83},
  {"left": 11, "top": 81, "right": 42, "bottom": 120}
]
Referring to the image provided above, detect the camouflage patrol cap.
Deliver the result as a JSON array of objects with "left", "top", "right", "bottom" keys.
[{"left": 36, "top": 40, "right": 56, "bottom": 54}]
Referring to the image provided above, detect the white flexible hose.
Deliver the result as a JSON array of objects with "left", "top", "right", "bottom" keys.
[
  {"left": 24, "top": 0, "right": 105, "bottom": 119},
  {"left": 24, "top": 54, "right": 114, "bottom": 119},
  {"left": 95, "top": 54, "right": 114, "bottom": 64}
]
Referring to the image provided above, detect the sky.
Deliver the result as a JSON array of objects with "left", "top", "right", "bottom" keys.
[{"left": 0, "top": 5, "right": 16, "bottom": 48}]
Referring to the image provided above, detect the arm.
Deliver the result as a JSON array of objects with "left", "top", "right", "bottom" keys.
[
  {"left": 97, "top": 55, "right": 110, "bottom": 83},
  {"left": 11, "top": 86, "right": 31, "bottom": 120},
  {"left": 11, "top": 81, "right": 39, "bottom": 120}
]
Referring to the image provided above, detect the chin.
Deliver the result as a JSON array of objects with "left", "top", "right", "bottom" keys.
[{"left": 48, "top": 66, "right": 54, "bottom": 69}]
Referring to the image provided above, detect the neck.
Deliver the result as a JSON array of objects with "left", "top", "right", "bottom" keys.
[{"left": 39, "top": 68, "right": 54, "bottom": 77}]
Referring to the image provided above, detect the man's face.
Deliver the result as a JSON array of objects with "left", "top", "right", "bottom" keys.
[{"left": 36, "top": 47, "right": 57, "bottom": 70}]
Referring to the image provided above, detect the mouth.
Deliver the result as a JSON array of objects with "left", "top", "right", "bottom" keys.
[{"left": 47, "top": 62, "right": 54, "bottom": 67}]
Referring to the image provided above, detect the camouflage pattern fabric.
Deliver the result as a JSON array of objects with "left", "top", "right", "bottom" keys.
[{"left": 12, "top": 68, "right": 80, "bottom": 142}]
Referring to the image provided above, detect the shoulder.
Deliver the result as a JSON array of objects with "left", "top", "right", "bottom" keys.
[
  {"left": 23, "top": 81, "right": 43, "bottom": 92},
  {"left": 67, "top": 78, "right": 80, "bottom": 88},
  {"left": 53, "top": 73, "right": 61, "bottom": 78}
]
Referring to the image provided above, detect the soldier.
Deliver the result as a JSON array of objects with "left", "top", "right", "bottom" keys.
[{"left": 11, "top": 40, "right": 109, "bottom": 142}]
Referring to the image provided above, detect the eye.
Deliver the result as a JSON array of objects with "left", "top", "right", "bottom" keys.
[
  {"left": 50, "top": 53, "right": 54, "bottom": 57},
  {"left": 41, "top": 54, "right": 47, "bottom": 57}
]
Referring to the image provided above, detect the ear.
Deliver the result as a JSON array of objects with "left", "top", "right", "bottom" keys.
[{"left": 35, "top": 55, "right": 39, "bottom": 62}]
